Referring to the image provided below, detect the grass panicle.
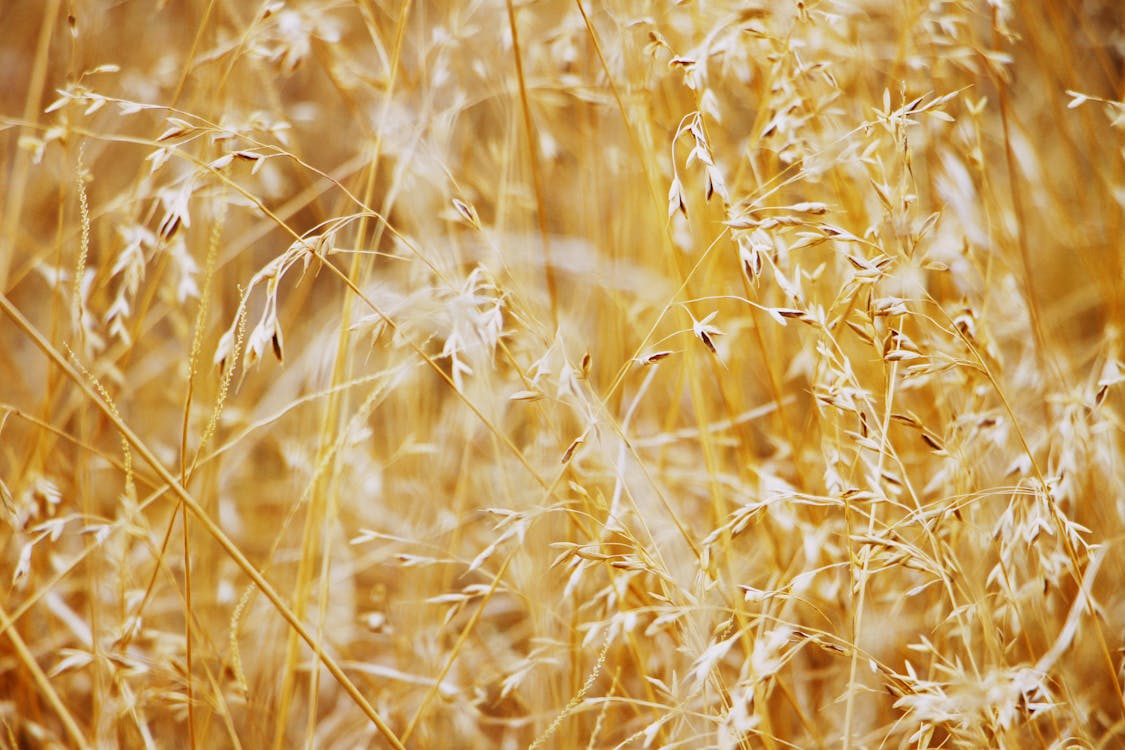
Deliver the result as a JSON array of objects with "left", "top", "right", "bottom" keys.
[{"left": 1, "top": 1, "right": 1124, "bottom": 748}]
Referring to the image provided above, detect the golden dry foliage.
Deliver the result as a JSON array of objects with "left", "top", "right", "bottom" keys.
[{"left": 2, "top": 1, "right": 1125, "bottom": 748}]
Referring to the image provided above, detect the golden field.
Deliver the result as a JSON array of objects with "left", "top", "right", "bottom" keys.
[{"left": 1, "top": 1, "right": 1124, "bottom": 747}]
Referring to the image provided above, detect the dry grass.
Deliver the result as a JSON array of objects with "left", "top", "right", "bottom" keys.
[{"left": 1, "top": 1, "right": 1124, "bottom": 748}]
